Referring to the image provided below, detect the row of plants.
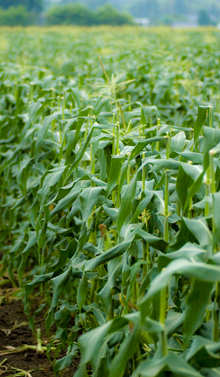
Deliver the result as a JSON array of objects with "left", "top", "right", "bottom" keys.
[{"left": 1, "top": 28, "right": 220, "bottom": 376}]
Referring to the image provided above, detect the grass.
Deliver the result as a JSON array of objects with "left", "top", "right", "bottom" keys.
[{"left": 0, "top": 26, "right": 220, "bottom": 376}]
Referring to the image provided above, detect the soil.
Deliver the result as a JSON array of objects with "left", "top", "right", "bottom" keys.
[{"left": 0, "top": 278, "right": 80, "bottom": 377}]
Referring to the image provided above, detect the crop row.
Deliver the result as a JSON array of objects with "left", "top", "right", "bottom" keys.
[{"left": 1, "top": 28, "right": 220, "bottom": 376}]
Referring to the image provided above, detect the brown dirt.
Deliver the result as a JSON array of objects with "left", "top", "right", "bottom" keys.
[{"left": 0, "top": 279, "right": 80, "bottom": 377}]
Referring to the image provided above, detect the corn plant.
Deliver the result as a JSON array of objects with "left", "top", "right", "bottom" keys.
[{"left": 1, "top": 27, "right": 220, "bottom": 377}]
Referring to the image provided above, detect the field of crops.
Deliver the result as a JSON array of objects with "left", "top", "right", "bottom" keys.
[{"left": 1, "top": 27, "right": 220, "bottom": 376}]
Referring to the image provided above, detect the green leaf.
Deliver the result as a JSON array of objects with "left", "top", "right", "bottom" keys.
[
  {"left": 25, "top": 272, "right": 54, "bottom": 297},
  {"left": 170, "top": 131, "right": 186, "bottom": 153},
  {"left": 203, "top": 127, "right": 220, "bottom": 170},
  {"left": 117, "top": 175, "right": 137, "bottom": 233},
  {"left": 77, "top": 272, "right": 88, "bottom": 311},
  {"left": 78, "top": 317, "right": 129, "bottom": 375},
  {"left": 130, "top": 136, "right": 164, "bottom": 160},
  {"left": 99, "top": 257, "right": 122, "bottom": 315},
  {"left": 54, "top": 344, "right": 78, "bottom": 375},
  {"left": 140, "top": 259, "right": 220, "bottom": 315},
  {"left": 109, "top": 323, "right": 141, "bottom": 377},
  {"left": 46, "top": 266, "right": 72, "bottom": 329},
  {"left": 85, "top": 241, "right": 131, "bottom": 271},
  {"left": 184, "top": 280, "right": 212, "bottom": 345},
  {"left": 186, "top": 336, "right": 220, "bottom": 368},
  {"left": 177, "top": 151, "right": 203, "bottom": 164},
  {"left": 35, "top": 113, "right": 57, "bottom": 161},
  {"left": 183, "top": 217, "right": 212, "bottom": 247},
  {"left": 18, "top": 231, "right": 37, "bottom": 282},
  {"left": 64, "top": 125, "right": 96, "bottom": 183},
  {"left": 38, "top": 166, "right": 66, "bottom": 208},
  {"left": 158, "top": 242, "right": 205, "bottom": 270},
  {"left": 106, "top": 155, "right": 124, "bottom": 194},
  {"left": 50, "top": 184, "right": 84, "bottom": 217},
  {"left": 194, "top": 105, "right": 209, "bottom": 143},
  {"left": 80, "top": 187, "right": 104, "bottom": 221},
  {"left": 132, "top": 354, "right": 202, "bottom": 377}
]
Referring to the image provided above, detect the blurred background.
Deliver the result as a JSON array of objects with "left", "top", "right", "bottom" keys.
[{"left": 0, "top": 0, "right": 219, "bottom": 27}]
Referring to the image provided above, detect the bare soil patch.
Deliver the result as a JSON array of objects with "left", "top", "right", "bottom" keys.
[{"left": 0, "top": 280, "right": 79, "bottom": 376}]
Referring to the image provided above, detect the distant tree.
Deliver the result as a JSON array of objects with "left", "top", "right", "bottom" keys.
[
  {"left": 46, "top": 3, "right": 94, "bottom": 25},
  {"left": 46, "top": 3, "right": 133, "bottom": 26},
  {"left": 198, "top": 9, "right": 213, "bottom": 26},
  {"left": 95, "top": 4, "right": 133, "bottom": 25},
  {"left": 0, "top": 0, "right": 42, "bottom": 12},
  {"left": 0, "top": 5, "right": 33, "bottom": 26},
  {"left": 162, "top": 14, "right": 173, "bottom": 25}
]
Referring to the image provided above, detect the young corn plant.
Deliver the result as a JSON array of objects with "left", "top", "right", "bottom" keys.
[{"left": 1, "top": 28, "right": 220, "bottom": 377}]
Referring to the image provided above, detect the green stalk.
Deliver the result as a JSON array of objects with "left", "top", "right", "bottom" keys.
[
  {"left": 205, "top": 106, "right": 213, "bottom": 215},
  {"left": 132, "top": 280, "right": 138, "bottom": 306},
  {"left": 163, "top": 133, "right": 170, "bottom": 241},
  {"left": 209, "top": 105, "right": 213, "bottom": 128},
  {"left": 210, "top": 151, "right": 216, "bottom": 194},
  {"left": 114, "top": 122, "right": 120, "bottom": 208},
  {"left": 142, "top": 152, "right": 145, "bottom": 191},
  {"left": 143, "top": 240, "right": 150, "bottom": 277},
  {"left": 112, "top": 114, "right": 116, "bottom": 155},
  {"left": 128, "top": 94, "right": 132, "bottom": 111},
  {"left": 164, "top": 171, "right": 169, "bottom": 242},
  {"left": 112, "top": 115, "right": 116, "bottom": 205},
  {"left": 90, "top": 277, "right": 98, "bottom": 304},
  {"left": 127, "top": 154, "right": 131, "bottom": 185},
  {"left": 83, "top": 117, "right": 90, "bottom": 169},
  {"left": 91, "top": 143, "right": 95, "bottom": 176},
  {"left": 188, "top": 197, "right": 193, "bottom": 219},
  {"left": 213, "top": 283, "right": 219, "bottom": 342},
  {"left": 205, "top": 182, "right": 210, "bottom": 217},
  {"left": 166, "top": 132, "right": 170, "bottom": 160},
  {"left": 156, "top": 118, "right": 160, "bottom": 152},
  {"left": 116, "top": 122, "right": 120, "bottom": 155},
  {"left": 36, "top": 328, "right": 44, "bottom": 354},
  {"left": 160, "top": 286, "right": 168, "bottom": 356},
  {"left": 62, "top": 95, "right": 65, "bottom": 121},
  {"left": 210, "top": 151, "right": 216, "bottom": 245}
]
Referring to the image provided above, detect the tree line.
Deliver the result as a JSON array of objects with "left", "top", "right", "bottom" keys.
[
  {"left": 0, "top": 0, "right": 133, "bottom": 26},
  {"left": 0, "top": 0, "right": 218, "bottom": 26}
]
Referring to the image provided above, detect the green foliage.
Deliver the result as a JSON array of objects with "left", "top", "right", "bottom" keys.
[
  {"left": 0, "top": 0, "right": 42, "bottom": 12},
  {"left": 46, "top": 3, "right": 133, "bottom": 26},
  {"left": 46, "top": 3, "right": 94, "bottom": 26},
  {"left": 0, "top": 5, "right": 34, "bottom": 26},
  {"left": 1, "top": 28, "right": 220, "bottom": 377},
  {"left": 95, "top": 4, "right": 133, "bottom": 26},
  {"left": 198, "top": 9, "right": 215, "bottom": 26}
]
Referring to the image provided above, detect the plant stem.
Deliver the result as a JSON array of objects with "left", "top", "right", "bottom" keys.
[
  {"left": 156, "top": 118, "right": 160, "bottom": 151},
  {"left": 116, "top": 122, "right": 120, "bottom": 155},
  {"left": 142, "top": 152, "right": 145, "bottom": 191},
  {"left": 160, "top": 285, "right": 168, "bottom": 356},
  {"left": 213, "top": 283, "right": 219, "bottom": 342},
  {"left": 164, "top": 171, "right": 169, "bottom": 242}
]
